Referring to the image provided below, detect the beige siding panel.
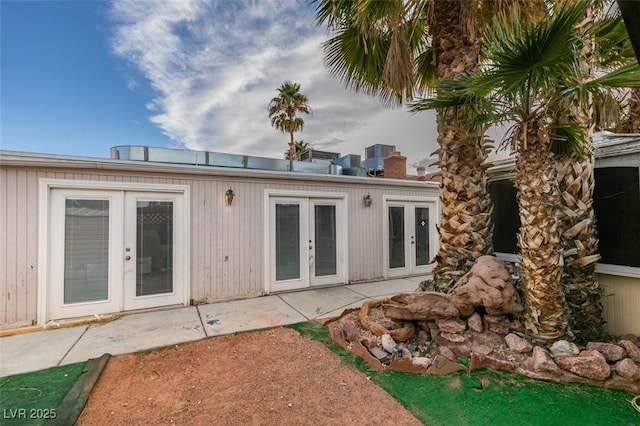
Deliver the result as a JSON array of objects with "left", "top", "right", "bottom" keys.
[
  {"left": 15, "top": 170, "right": 28, "bottom": 321},
  {"left": 4, "top": 170, "right": 18, "bottom": 323},
  {"left": 0, "top": 169, "right": 8, "bottom": 324},
  {"left": 600, "top": 273, "right": 640, "bottom": 335}
]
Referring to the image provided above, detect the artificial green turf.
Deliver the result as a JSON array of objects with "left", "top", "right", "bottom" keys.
[
  {"left": 0, "top": 362, "right": 86, "bottom": 426},
  {"left": 287, "top": 321, "right": 639, "bottom": 426}
]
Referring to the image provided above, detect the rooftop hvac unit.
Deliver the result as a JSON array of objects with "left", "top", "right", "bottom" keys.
[
  {"left": 332, "top": 154, "right": 361, "bottom": 169},
  {"left": 365, "top": 144, "right": 396, "bottom": 159},
  {"left": 299, "top": 149, "right": 340, "bottom": 162},
  {"left": 364, "top": 144, "right": 396, "bottom": 171}
]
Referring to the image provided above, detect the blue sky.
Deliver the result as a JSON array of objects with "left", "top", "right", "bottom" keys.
[{"left": 1, "top": 0, "right": 439, "bottom": 171}]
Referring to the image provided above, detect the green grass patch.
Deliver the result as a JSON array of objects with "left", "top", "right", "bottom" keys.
[
  {"left": 0, "top": 362, "right": 86, "bottom": 426},
  {"left": 288, "top": 321, "right": 639, "bottom": 426}
]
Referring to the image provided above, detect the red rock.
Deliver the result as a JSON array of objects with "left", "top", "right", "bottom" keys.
[
  {"left": 475, "top": 330, "right": 504, "bottom": 346},
  {"left": 449, "top": 343, "right": 472, "bottom": 360},
  {"left": 505, "top": 333, "right": 533, "bottom": 354},
  {"left": 586, "top": 342, "right": 626, "bottom": 362},
  {"left": 555, "top": 350, "right": 611, "bottom": 381},
  {"left": 341, "top": 320, "right": 360, "bottom": 342},
  {"left": 482, "top": 353, "right": 516, "bottom": 371},
  {"left": 427, "top": 321, "right": 440, "bottom": 339},
  {"left": 439, "top": 346, "right": 457, "bottom": 362},
  {"left": 487, "top": 319, "right": 511, "bottom": 335},
  {"left": 416, "top": 330, "right": 429, "bottom": 347},
  {"left": 467, "top": 312, "right": 483, "bottom": 332},
  {"left": 524, "top": 346, "right": 562, "bottom": 376},
  {"left": 471, "top": 342, "right": 493, "bottom": 356},
  {"left": 436, "top": 318, "right": 467, "bottom": 334},
  {"left": 509, "top": 320, "right": 525, "bottom": 332},
  {"left": 618, "top": 340, "right": 640, "bottom": 363},
  {"left": 426, "top": 355, "right": 467, "bottom": 375},
  {"left": 360, "top": 337, "right": 378, "bottom": 349},
  {"left": 440, "top": 332, "right": 467, "bottom": 343},
  {"left": 614, "top": 358, "right": 640, "bottom": 380}
]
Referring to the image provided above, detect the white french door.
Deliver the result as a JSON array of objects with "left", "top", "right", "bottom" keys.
[
  {"left": 269, "top": 196, "right": 345, "bottom": 292},
  {"left": 386, "top": 200, "right": 436, "bottom": 277},
  {"left": 47, "top": 188, "right": 185, "bottom": 320}
]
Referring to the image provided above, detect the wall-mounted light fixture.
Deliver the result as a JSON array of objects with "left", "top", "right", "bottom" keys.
[
  {"left": 363, "top": 194, "right": 372, "bottom": 208},
  {"left": 224, "top": 188, "right": 235, "bottom": 206}
]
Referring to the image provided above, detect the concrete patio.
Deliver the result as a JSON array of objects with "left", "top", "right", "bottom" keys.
[{"left": 0, "top": 276, "right": 427, "bottom": 378}]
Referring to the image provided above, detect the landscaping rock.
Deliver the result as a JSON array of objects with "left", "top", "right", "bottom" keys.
[
  {"left": 439, "top": 346, "right": 457, "bottom": 362},
  {"left": 416, "top": 330, "right": 429, "bottom": 347},
  {"left": 614, "top": 358, "right": 640, "bottom": 380},
  {"left": 555, "top": 350, "right": 611, "bottom": 380},
  {"left": 618, "top": 340, "right": 640, "bottom": 363},
  {"left": 381, "top": 334, "right": 397, "bottom": 354},
  {"left": 509, "top": 320, "right": 525, "bottom": 333},
  {"left": 467, "top": 312, "right": 483, "bottom": 332},
  {"left": 411, "top": 357, "right": 432, "bottom": 368},
  {"left": 523, "top": 346, "right": 562, "bottom": 376},
  {"left": 368, "top": 346, "right": 390, "bottom": 363},
  {"left": 471, "top": 342, "right": 493, "bottom": 356},
  {"left": 436, "top": 318, "right": 466, "bottom": 334},
  {"left": 383, "top": 292, "right": 459, "bottom": 321},
  {"left": 550, "top": 340, "right": 580, "bottom": 357},
  {"left": 586, "top": 342, "right": 626, "bottom": 362},
  {"left": 440, "top": 332, "right": 467, "bottom": 343},
  {"left": 482, "top": 353, "right": 516, "bottom": 371},
  {"left": 449, "top": 256, "right": 523, "bottom": 317},
  {"left": 605, "top": 374, "right": 640, "bottom": 395},
  {"left": 475, "top": 330, "right": 504, "bottom": 346},
  {"left": 486, "top": 318, "right": 511, "bottom": 335},
  {"left": 341, "top": 320, "right": 360, "bottom": 342},
  {"left": 505, "top": 333, "right": 533, "bottom": 354},
  {"left": 360, "top": 337, "right": 378, "bottom": 349}
]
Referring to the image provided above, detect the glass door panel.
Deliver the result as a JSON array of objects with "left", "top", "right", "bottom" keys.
[
  {"left": 275, "top": 203, "right": 301, "bottom": 281},
  {"left": 63, "top": 199, "right": 110, "bottom": 304},
  {"left": 388, "top": 206, "right": 406, "bottom": 269},
  {"left": 414, "top": 207, "right": 429, "bottom": 267},
  {"left": 313, "top": 204, "right": 337, "bottom": 277},
  {"left": 136, "top": 201, "right": 174, "bottom": 296}
]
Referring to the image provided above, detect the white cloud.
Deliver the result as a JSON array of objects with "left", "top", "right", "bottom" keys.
[{"left": 109, "top": 0, "right": 438, "bottom": 171}]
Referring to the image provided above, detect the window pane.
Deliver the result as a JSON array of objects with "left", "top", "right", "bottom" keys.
[
  {"left": 594, "top": 167, "right": 640, "bottom": 267},
  {"left": 276, "top": 204, "right": 300, "bottom": 280},
  {"left": 389, "top": 206, "right": 405, "bottom": 269},
  {"left": 415, "top": 207, "right": 429, "bottom": 266},
  {"left": 314, "top": 205, "right": 337, "bottom": 277},
  {"left": 64, "top": 199, "right": 109, "bottom": 304},
  {"left": 136, "top": 201, "right": 174, "bottom": 296}
]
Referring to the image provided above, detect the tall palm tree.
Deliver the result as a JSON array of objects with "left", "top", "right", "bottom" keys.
[
  {"left": 268, "top": 81, "right": 311, "bottom": 161},
  {"left": 315, "top": 0, "right": 495, "bottom": 291},
  {"left": 285, "top": 140, "right": 310, "bottom": 160},
  {"left": 412, "top": 1, "right": 640, "bottom": 341}
]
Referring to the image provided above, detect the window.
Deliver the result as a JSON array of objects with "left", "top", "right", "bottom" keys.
[
  {"left": 488, "top": 179, "right": 520, "bottom": 254},
  {"left": 593, "top": 167, "right": 640, "bottom": 267}
]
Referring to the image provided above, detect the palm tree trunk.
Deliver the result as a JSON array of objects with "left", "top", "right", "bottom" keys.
[
  {"left": 515, "top": 120, "right": 569, "bottom": 342},
  {"left": 288, "top": 129, "right": 296, "bottom": 160},
  {"left": 555, "top": 152, "right": 604, "bottom": 342},
  {"left": 626, "top": 88, "right": 640, "bottom": 133},
  {"left": 427, "top": 0, "right": 493, "bottom": 292},
  {"left": 556, "top": 2, "right": 605, "bottom": 343}
]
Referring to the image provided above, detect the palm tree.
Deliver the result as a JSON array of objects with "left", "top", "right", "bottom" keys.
[
  {"left": 315, "top": 0, "right": 495, "bottom": 291},
  {"left": 412, "top": 1, "right": 640, "bottom": 341},
  {"left": 284, "top": 140, "right": 310, "bottom": 160},
  {"left": 268, "top": 81, "right": 311, "bottom": 161}
]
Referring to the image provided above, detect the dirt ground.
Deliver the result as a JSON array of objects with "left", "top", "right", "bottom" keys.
[{"left": 77, "top": 327, "right": 422, "bottom": 426}]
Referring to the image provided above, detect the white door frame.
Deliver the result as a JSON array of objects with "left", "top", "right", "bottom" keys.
[
  {"left": 38, "top": 179, "right": 190, "bottom": 324},
  {"left": 383, "top": 195, "right": 439, "bottom": 278},
  {"left": 264, "top": 190, "right": 348, "bottom": 293}
]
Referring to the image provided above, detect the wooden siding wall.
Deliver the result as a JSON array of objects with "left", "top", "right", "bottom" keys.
[
  {"left": 600, "top": 274, "right": 640, "bottom": 336},
  {"left": 0, "top": 166, "right": 437, "bottom": 325}
]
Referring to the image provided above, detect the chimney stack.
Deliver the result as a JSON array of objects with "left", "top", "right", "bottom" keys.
[{"left": 383, "top": 151, "right": 407, "bottom": 179}]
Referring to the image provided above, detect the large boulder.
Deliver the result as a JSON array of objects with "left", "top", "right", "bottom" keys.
[
  {"left": 382, "top": 292, "right": 459, "bottom": 321},
  {"left": 555, "top": 350, "right": 611, "bottom": 381},
  {"left": 449, "top": 256, "right": 523, "bottom": 317}
]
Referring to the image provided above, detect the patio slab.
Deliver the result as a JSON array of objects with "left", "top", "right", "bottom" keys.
[
  {"left": 278, "top": 286, "right": 367, "bottom": 319},
  {"left": 61, "top": 307, "right": 204, "bottom": 365},
  {"left": 198, "top": 296, "right": 307, "bottom": 337},
  {"left": 0, "top": 326, "right": 88, "bottom": 377},
  {"left": 347, "top": 278, "right": 419, "bottom": 298}
]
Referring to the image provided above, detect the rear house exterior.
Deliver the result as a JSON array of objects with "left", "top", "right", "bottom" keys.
[{"left": 0, "top": 148, "right": 440, "bottom": 329}]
